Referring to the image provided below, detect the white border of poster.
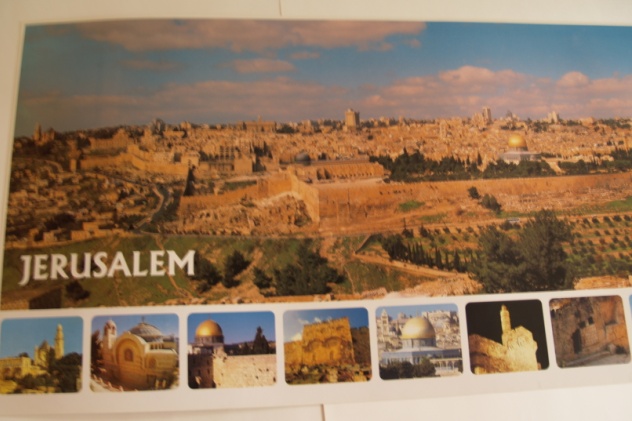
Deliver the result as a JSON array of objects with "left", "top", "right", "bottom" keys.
[{"left": 3, "top": 1, "right": 632, "bottom": 420}]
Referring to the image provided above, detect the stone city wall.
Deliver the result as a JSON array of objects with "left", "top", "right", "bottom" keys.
[
  {"left": 213, "top": 354, "right": 276, "bottom": 388},
  {"left": 468, "top": 334, "right": 512, "bottom": 374},
  {"left": 551, "top": 297, "right": 630, "bottom": 365},
  {"left": 287, "top": 318, "right": 355, "bottom": 368}
]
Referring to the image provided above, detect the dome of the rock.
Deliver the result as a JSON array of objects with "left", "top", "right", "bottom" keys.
[
  {"left": 400, "top": 316, "right": 436, "bottom": 340},
  {"left": 508, "top": 134, "right": 528, "bottom": 150}
]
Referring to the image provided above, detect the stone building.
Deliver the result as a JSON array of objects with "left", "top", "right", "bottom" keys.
[
  {"left": 345, "top": 109, "right": 360, "bottom": 131},
  {"left": 100, "top": 318, "right": 178, "bottom": 390},
  {"left": 188, "top": 319, "right": 276, "bottom": 389},
  {"left": 0, "top": 324, "right": 64, "bottom": 380},
  {"left": 550, "top": 296, "right": 630, "bottom": 367},
  {"left": 500, "top": 134, "right": 542, "bottom": 163},
  {"left": 378, "top": 312, "right": 462, "bottom": 376},
  {"left": 469, "top": 305, "right": 540, "bottom": 374},
  {"left": 284, "top": 317, "right": 355, "bottom": 368}
]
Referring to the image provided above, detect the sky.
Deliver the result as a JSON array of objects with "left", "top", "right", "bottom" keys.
[
  {"left": 0, "top": 316, "right": 83, "bottom": 358},
  {"left": 465, "top": 300, "right": 549, "bottom": 369},
  {"left": 13, "top": 19, "right": 632, "bottom": 136},
  {"left": 91, "top": 313, "right": 179, "bottom": 340},
  {"left": 188, "top": 311, "right": 275, "bottom": 345},
  {"left": 284, "top": 307, "right": 368, "bottom": 343}
]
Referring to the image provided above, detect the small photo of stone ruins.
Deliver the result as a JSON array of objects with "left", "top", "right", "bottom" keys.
[
  {"left": 550, "top": 295, "right": 630, "bottom": 368},
  {"left": 466, "top": 300, "right": 549, "bottom": 374},
  {"left": 283, "top": 307, "right": 371, "bottom": 385}
]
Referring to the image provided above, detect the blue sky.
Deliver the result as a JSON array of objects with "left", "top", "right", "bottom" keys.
[
  {"left": 0, "top": 317, "right": 83, "bottom": 358},
  {"left": 91, "top": 314, "right": 179, "bottom": 339},
  {"left": 188, "top": 311, "right": 275, "bottom": 345},
  {"left": 283, "top": 307, "right": 368, "bottom": 342},
  {"left": 14, "top": 19, "right": 632, "bottom": 136}
]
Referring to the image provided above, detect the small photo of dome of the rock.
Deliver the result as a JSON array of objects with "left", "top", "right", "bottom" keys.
[
  {"left": 466, "top": 300, "right": 549, "bottom": 374},
  {"left": 90, "top": 314, "right": 179, "bottom": 392},
  {"left": 187, "top": 311, "right": 276, "bottom": 389},
  {"left": 0, "top": 316, "right": 82, "bottom": 394},
  {"left": 550, "top": 296, "right": 630, "bottom": 368},
  {"left": 284, "top": 307, "right": 371, "bottom": 385},
  {"left": 376, "top": 304, "right": 462, "bottom": 380}
]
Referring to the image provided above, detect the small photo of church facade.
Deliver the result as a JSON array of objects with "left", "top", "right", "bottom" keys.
[
  {"left": 90, "top": 314, "right": 179, "bottom": 392},
  {"left": 376, "top": 304, "right": 462, "bottom": 380},
  {"left": 187, "top": 311, "right": 276, "bottom": 389},
  {"left": 466, "top": 300, "right": 549, "bottom": 374},
  {"left": 0, "top": 316, "right": 83, "bottom": 394},
  {"left": 284, "top": 307, "right": 371, "bottom": 385}
]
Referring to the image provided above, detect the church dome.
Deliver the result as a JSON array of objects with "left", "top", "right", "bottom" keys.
[
  {"left": 195, "top": 320, "right": 223, "bottom": 338},
  {"left": 129, "top": 321, "right": 163, "bottom": 342},
  {"left": 400, "top": 317, "right": 436, "bottom": 340},
  {"left": 507, "top": 134, "right": 528, "bottom": 150}
]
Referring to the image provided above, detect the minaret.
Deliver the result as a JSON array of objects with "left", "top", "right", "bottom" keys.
[{"left": 55, "top": 324, "right": 64, "bottom": 359}]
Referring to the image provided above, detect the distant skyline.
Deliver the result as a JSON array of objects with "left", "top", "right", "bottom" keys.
[
  {"left": 377, "top": 303, "right": 458, "bottom": 320},
  {"left": 14, "top": 20, "right": 632, "bottom": 136},
  {"left": 0, "top": 317, "right": 83, "bottom": 358},
  {"left": 188, "top": 311, "right": 275, "bottom": 345}
]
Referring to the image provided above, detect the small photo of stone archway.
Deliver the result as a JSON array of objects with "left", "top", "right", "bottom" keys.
[
  {"left": 550, "top": 295, "right": 630, "bottom": 368},
  {"left": 284, "top": 307, "right": 371, "bottom": 385},
  {"left": 466, "top": 299, "right": 549, "bottom": 374}
]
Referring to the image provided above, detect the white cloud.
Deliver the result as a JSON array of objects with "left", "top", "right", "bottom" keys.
[
  {"left": 19, "top": 66, "right": 632, "bottom": 134},
  {"left": 224, "top": 59, "right": 295, "bottom": 74},
  {"left": 74, "top": 20, "right": 426, "bottom": 53}
]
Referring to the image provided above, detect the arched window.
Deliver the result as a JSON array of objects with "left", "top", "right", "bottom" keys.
[{"left": 124, "top": 348, "right": 133, "bottom": 362}]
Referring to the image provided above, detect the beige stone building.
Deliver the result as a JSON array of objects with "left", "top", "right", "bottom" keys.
[
  {"left": 100, "top": 318, "right": 178, "bottom": 391},
  {"left": 188, "top": 319, "right": 276, "bottom": 389},
  {"left": 469, "top": 305, "right": 540, "bottom": 374}
]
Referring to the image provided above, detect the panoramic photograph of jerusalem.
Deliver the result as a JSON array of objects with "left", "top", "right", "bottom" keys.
[{"left": 3, "top": 19, "right": 632, "bottom": 309}]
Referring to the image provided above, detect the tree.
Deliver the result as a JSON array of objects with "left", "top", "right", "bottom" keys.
[
  {"left": 518, "top": 209, "right": 573, "bottom": 291},
  {"left": 222, "top": 250, "right": 250, "bottom": 288},
  {"left": 481, "top": 194, "right": 502, "bottom": 214},
  {"left": 274, "top": 240, "right": 345, "bottom": 296},
  {"left": 183, "top": 167, "right": 196, "bottom": 197},
  {"left": 190, "top": 252, "right": 222, "bottom": 293},
  {"left": 468, "top": 186, "right": 480, "bottom": 200},
  {"left": 253, "top": 267, "right": 272, "bottom": 289},
  {"left": 470, "top": 209, "right": 574, "bottom": 292},
  {"left": 412, "top": 358, "right": 437, "bottom": 377}
]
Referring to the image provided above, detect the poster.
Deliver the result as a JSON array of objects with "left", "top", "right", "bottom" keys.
[{"left": 1, "top": 4, "right": 629, "bottom": 416}]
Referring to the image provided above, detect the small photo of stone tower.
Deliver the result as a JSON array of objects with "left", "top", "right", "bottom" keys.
[
  {"left": 466, "top": 300, "right": 549, "bottom": 374},
  {"left": 284, "top": 307, "right": 371, "bottom": 384},
  {"left": 550, "top": 295, "right": 630, "bottom": 368}
]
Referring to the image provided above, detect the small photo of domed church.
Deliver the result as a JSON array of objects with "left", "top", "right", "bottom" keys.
[
  {"left": 187, "top": 311, "right": 276, "bottom": 389},
  {"left": 376, "top": 304, "right": 462, "bottom": 380},
  {"left": 0, "top": 316, "right": 83, "bottom": 394},
  {"left": 90, "top": 314, "right": 179, "bottom": 392}
]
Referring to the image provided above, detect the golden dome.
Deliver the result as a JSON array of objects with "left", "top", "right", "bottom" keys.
[
  {"left": 400, "top": 317, "right": 436, "bottom": 340},
  {"left": 508, "top": 134, "right": 528, "bottom": 150},
  {"left": 195, "top": 320, "right": 223, "bottom": 338}
]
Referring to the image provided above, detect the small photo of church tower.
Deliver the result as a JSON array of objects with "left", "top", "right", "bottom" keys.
[{"left": 0, "top": 317, "right": 83, "bottom": 394}]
